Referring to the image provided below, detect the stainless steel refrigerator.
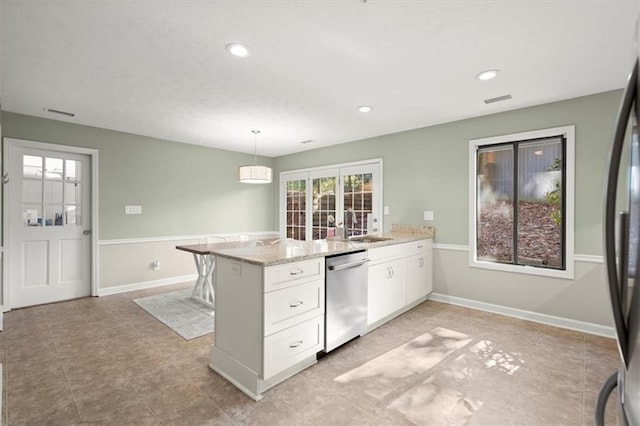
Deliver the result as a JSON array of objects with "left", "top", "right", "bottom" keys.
[{"left": 597, "top": 59, "right": 640, "bottom": 426}]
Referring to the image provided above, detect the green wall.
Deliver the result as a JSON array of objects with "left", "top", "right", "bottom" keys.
[
  {"left": 2, "top": 112, "right": 274, "bottom": 240},
  {"left": 274, "top": 90, "right": 622, "bottom": 256},
  {"left": 2, "top": 89, "right": 622, "bottom": 253}
]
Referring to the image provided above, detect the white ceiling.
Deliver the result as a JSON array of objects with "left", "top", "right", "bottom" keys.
[{"left": 1, "top": 1, "right": 638, "bottom": 158}]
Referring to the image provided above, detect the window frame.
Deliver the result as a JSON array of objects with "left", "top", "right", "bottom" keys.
[
  {"left": 468, "top": 125, "right": 575, "bottom": 279},
  {"left": 279, "top": 158, "right": 383, "bottom": 240}
]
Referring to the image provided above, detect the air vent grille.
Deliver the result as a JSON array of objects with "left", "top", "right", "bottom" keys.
[{"left": 484, "top": 94, "right": 512, "bottom": 104}]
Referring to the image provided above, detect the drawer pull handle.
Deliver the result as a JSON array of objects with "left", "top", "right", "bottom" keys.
[
  {"left": 417, "top": 245, "right": 424, "bottom": 249},
  {"left": 289, "top": 301, "right": 304, "bottom": 308},
  {"left": 290, "top": 269, "right": 304, "bottom": 275},
  {"left": 289, "top": 340, "right": 303, "bottom": 348}
]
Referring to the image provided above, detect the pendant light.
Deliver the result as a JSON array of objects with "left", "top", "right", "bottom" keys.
[{"left": 239, "top": 130, "right": 272, "bottom": 184}]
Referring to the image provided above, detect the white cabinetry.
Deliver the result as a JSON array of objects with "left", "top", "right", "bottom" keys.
[
  {"left": 367, "top": 239, "right": 433, "bottom": 327},
  {"left": 210, "top": 256, "right": 325, "bottom": 400},
  {"left": 368, "top": 258, "right": 406, "bottom": 325},
  {"left": 406, "top": 240, "right": 433, "bottom": 304}
]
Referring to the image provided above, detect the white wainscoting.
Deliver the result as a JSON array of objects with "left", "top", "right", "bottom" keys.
[
  {"left": 431, "top": 244, "right": 614, "bottom": 338},
  {"left": 98, "top": 231, "right": 278, "bottom": 296}
]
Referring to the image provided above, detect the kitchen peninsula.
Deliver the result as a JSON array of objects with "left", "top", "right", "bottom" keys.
[{"left": 207, "top": 226, "right": 434, "bottom": 400}]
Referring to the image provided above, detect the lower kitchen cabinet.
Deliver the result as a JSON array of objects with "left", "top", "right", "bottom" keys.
[
  {"left": 367, "top": 258, "right": 406, "bottom": 325},
  {"left": 406, "top": 240, "right": 433, "bottom": 304},
  {"left": 367, "top": 239, "right": 433, "bottom": 327},
  {"left": 210, "top": 256, "right": 325, "bottom": 401}
]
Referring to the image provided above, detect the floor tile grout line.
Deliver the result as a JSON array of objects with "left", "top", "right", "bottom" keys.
[{"left": 47, "top": 310, "right": 85, "bottom": 424}]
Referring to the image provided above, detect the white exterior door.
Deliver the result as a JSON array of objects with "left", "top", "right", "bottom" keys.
[{"left": 6, "top": 142, "right": 92, "bottom": 308}]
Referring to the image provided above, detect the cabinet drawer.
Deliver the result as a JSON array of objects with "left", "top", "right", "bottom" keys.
[
  {"left": 264, "top": 279, "right": 324, "bottom": 336},
  {"left": 263, "top": 316, "right": 324, "bottom": 380},
  {"left": 264, "top": 258, "right": 324, "bottom": 292},
  {"left": 406, "top": 239, "right": 431, "bottom": 256}
]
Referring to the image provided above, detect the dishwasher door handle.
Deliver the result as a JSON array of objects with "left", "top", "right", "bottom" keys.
[{"left": 327, "top": 258, "right": 370, "bottom": 271}]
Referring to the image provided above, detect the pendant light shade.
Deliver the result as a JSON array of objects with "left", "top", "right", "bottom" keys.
[{"left": 239, "top": 130, "right": 272, "bottom": 184}]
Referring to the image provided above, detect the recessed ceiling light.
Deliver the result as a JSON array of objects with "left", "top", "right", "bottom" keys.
[
  {"left": 358, "top": 105, "right": 373, "bottom": 113},
  {"left": 226, "top": 43, "right": 250, "bottom": 58},
  {"left": 475, "top": 69, "right": 500, "bottom": 81}
]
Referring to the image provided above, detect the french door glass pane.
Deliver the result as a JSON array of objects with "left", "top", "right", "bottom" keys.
[
  {"left": 44, "top": 181, "right": 63, "bottom": 204},
  {"left": 23, "top": 205, "right": 42, "bottom": 227},
  {"left": 44, "top": 205, "right": 64, "bottom": 226},
  {"left": 343, "top": 173, "right": 373, "bottom": 236},
  {"left": 45, "top": 157, "right": 63, "bottom": 180},
  {"left": 65, "top": 159, "right": 82, "bottom": 182},
  {"left": 286, "top": 179, "right": 307, "bottom": 240},
  {"left": 23, "top": 179, "right": 42, "bottom": 204},
  {"left": 23, "top": 155, "right": 42, "bottom": 177},
  {"left": 517, "top": 139, "right": 563, "bottom": 268},
  {"left": 312, "top": 176, "right": 336, "bottom": 240},
  {"left": 64, "top": 182, "right": 81, "bottom": 204},
  {"left": 476, "top": 145, "right": 514, "bottom": 263},
  {"left": 65, "top": 205, "right": 81, "bottom": 225}
]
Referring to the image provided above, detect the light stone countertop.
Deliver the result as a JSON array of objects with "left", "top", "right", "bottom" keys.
[{"left": 212, "top": 226, "right": 434, "bottom": 266}]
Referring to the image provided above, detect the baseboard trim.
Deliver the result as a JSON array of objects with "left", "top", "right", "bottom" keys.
[
  {"left": 97, "top": 274, "right": 197, "bottom": 296},
  {"left": 429, "top": 292, "right": 615, "bottom": 338}
]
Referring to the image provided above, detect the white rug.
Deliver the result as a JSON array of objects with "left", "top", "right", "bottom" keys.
[{"left": 133, "top": 289, "right": 214, "bottom": 340}]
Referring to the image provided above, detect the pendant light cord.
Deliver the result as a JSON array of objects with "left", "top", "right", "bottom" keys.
[{"left": 252, "top": 130, "right": 260, "bottom": 166}]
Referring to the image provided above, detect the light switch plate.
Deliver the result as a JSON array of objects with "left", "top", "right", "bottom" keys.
[
  {"left": 125, "top": 205, "right": 142, "bottom": 215},
  {"left": 384, "top": 206, "right": 390, "bottom": 215},
  {"left": 424, "top": 210, "right": 434, "bottom": 221}
]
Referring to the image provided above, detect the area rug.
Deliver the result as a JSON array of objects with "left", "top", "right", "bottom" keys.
[{"left": 133, "top": 289, "right": 214, "bottom": 340}]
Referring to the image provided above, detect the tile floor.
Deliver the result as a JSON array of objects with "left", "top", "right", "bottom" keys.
[{"left": 3, "top": 281, "right": 620, "bottom": 425}]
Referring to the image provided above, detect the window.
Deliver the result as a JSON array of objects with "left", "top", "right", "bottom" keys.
[
  {"left": 22, "top": 154, "right": 83, "bottom": 227},
  {"left": 280, "top": 160, "right": 382, "bottom": 241},
  {"left": 469, "top": 126, "right": 575, "bottom": 279}
]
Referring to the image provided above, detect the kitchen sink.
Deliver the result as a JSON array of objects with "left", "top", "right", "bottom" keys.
[{"left": 348, "top": 235, "right": 393, "bottom": 243}]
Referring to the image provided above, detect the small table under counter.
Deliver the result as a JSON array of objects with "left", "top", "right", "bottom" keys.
[{"left": 209, "top": 226, "right": 434, "bottom": 400}]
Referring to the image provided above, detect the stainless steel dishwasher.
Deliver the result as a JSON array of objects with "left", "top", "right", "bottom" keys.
[{"left": 325, "top": 250, "right": 370, "bottom": 352}]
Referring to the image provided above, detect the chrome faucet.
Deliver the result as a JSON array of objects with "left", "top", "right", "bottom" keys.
[{"left": 343, "top": 208, "right": 358, "bottom": 239}]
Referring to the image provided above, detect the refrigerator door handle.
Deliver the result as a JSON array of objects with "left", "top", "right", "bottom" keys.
[{"left": 604, "top": 59, "right": 638, "bottom": 368}]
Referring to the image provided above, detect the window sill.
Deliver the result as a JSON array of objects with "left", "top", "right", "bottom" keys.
[{"left": 469, "top": 258, "right": 575, "bottom": 280}]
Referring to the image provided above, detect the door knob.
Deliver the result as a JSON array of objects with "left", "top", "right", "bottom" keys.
[{"left": 83, "top": 230, "right": 91, "bottom": 235}]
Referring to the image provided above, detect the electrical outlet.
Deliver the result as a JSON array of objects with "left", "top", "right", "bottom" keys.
[
  {"left": 424, "top": 210, "right": 434, "bottom": 221},
  {"left": 231, "top": 263, "right": 242, "bottom": 276}
]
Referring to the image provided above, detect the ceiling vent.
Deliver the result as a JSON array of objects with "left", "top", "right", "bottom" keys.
[
  {"left": 45, "top": 108, "right": 75, "bottom": 117},
  {"left": 484, "top": 95, "right": 512, "bottom": 105}
]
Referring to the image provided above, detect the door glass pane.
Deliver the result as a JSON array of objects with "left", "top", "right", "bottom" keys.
[
  {"left": 23, "top": 205, "right": 42, "bottom": 226},
  {"left": 343, "top": 173, "right": 372, "bottom": 236},
  {"left": 23, "top": 155, "right": 43, "bottom": 178},
  {"left": 23, "top": 180, "right": 42, "bottom": 204},
  {"left": 65, "top": 159, "right": 82, "bottom": 182},
  {"left": 312, "top": 176, "right": 336, "bottom": 240},
  {"left": 517, "top": 139, "right": 563, "bottom": 268},
  {"left": 44, "top": 205, "right": 64, "bottom": 226},
  {"left": 286, "top": 179, "right": 306, "bottom": 240},
  {"left": 64, "top": 182, "right": 81, "bottom": 204},
  {"left": 44, "top": 181, "right": 63, "bottom": 203},
  {"left": 65, "top": 205, "right": 81, "bottom": 226},
  {"left": 477, "top": 145, "right": 514, "bottom": 263},
  {"left": 45, "top": 157, "right": 63, "bottom": 180}
]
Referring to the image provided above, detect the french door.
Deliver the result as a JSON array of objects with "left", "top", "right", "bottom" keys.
[
  {"left": 280, "top": 160, "right": 382, "bottom": 241},
  {"left": 5, "top": 139, "right": 95, "bottom": 308}
]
